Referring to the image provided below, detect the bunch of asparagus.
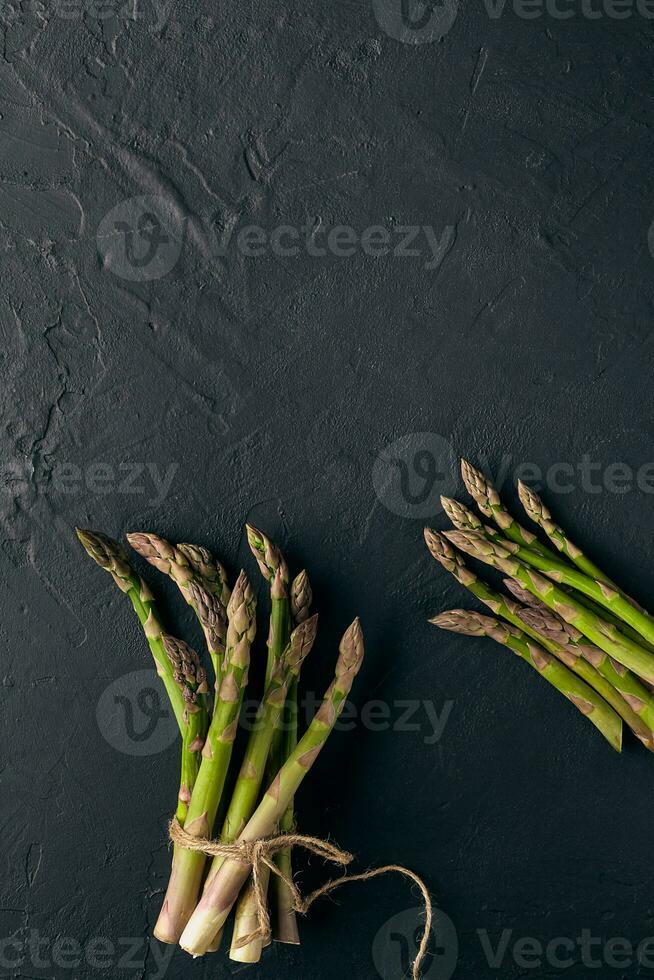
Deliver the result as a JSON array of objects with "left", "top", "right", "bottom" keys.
[
  {"left": 425, "top": 460, "right": 654, "bottom": 754},
  {"left": 76, "top": 524, "right": 364, "bottom": 962}
]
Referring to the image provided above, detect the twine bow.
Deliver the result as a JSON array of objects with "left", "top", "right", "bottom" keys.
[{"left": 169, "top": 817, "right": 432, "bottom": 979}]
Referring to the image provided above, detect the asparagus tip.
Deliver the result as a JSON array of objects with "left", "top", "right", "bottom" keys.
[
  {"left": 517, "top": 480, "right": 549, "bottom": 523},
  {"left": 440, "top": 496, "right": 483, "bottom": 531},
  {"left": 444, "top": 528, "right": 512, "bottom": 563},
  {"left": 442, "top": 528, "right": 474, "bottom": 550},
  {"left": 228, "top": 569, "right": 250, "bottom": 608},
  {"left": 226, "top": 570, "right": 257, "bottom": 645},
  {"left": 290, "top": 569, "right": 312, "bottom": 623},
  {"left": 75, "top": 527, "right": 128, "bottom": 568},
  {"left": 245, "top": 523, "right": 288, "bottom": 584},
  {"left": 188, "top": 580, "right": 227, "bottom": 651},
  {"left": 338, "top": 617, "right": 364, "bottom": 675},
  {"left": 424, "top": 526, "right": 454, "bottom": 561},
  {"left": 459, "top": 459, "right": 499, "bottom": 517},
  {"left": 429, "top": 609, "right": 491, "bottom": 636},
  {"left": 162, "top": 633, "right": 206, "bottom": 711},
  {"left": 286, "top": 612, "right": 319, "bottom": 673},
  {"left": 271, "top": 564, "right": 288, "bottom": 600},
  {"left": 126, "top": 530, "right": 177, "bottom": 563}
]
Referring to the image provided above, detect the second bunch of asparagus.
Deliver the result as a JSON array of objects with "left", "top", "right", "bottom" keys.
[{"left": 425, "top": 460, "right": 654, "bottom": 754}]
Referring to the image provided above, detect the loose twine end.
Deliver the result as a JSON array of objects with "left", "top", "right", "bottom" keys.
[{"left": 169, "top": 817, "right": 432, "bottom": 979}]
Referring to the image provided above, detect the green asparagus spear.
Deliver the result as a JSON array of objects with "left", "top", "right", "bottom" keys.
[
  {"left": 460, "top": 460, "right": 548, "bottom": 553},
  {"left": 76, "top": 529, "right": 209, "bottom": 826},
  {"left": 76, "top": 529, "right": 186, "bottom": 732},
  {"left": 180, "top": 618, "right": 364, "bottom": 957},
  {"left": 161, "top": 635, "right": 210, "bottom": 819},
  {"left": 246, "top": 523, "right": 291, "bottom": 679},
  {"left": 431, "top": 610, "right": 622, "bottom": 750},
  {"left": 228, "top": 611, "right": 318, "bottom": 961},
  {"left": 445, "top": 529, "right": 654, "bottom": 684},
  {"left": 517, "top": 481, "right": 619, "bottom": 587},
  {"left": 154, "top": 571, "right": 256, "bottom": 945},
  {"left": 272, "top": 569, "right": 314, "bottom": 946},
  {"left": 245, "top": 525, "right": 294, "bottom": 943}
]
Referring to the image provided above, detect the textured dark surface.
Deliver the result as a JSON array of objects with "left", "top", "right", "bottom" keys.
[{"left": 2, "top": 2, "right": 654, "bottom": 978}]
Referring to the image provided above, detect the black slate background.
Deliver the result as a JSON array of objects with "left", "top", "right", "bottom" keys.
[{"left": 2, "top": 1, "right": 654, "bottom": 979}]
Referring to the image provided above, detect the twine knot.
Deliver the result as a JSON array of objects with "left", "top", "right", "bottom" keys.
[{"left": 169, "top": 817, "right": 432, "bottom": 979}]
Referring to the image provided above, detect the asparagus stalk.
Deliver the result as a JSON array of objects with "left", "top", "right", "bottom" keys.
[
  {"left": 244, "top": 525, "right": 294, "bottom": 946},
  {"left": 76, "top": 530, "right": 209, "bottom": 826},
  {"left": 518, "top": 606, "right": 654, "bottom": 747},
  {"left": 228, "top": 613, "right": 318, "bottom": 961},
  {"left": 272, "top": 569, "right": 314, "bottom": 947},
  {"left": 76, "top": 529, "right": 186, "bottom": 732},
  {"left": 431, "top": 610, "right": 622, "bottom": 750},
  {"left": 179, "top": 618, "right": 365, "bottom": 957},
  {"left": 154, "top": 571, "right": 256, "bottom": 944},
  {"left": 517, "top": 481, "right": 619, "bottom": 588},
  {"left": 423, "top": 529, "right": 651, "bottom": 747},
  {"left": 460, "top": 459, "right": 548, "bottom": 554},
  {"left": 162, "top": 635, "right": 210, "bottom": 819},
  {"left": 445, "top": 529, "right": 654, "bottom": 684},
  {"left": 246, "top": 523, "right": 291, "bottom": 680},
  {"left": 127, "top": 532, "right": 228, "bottom": 690},
  {"left": 230, "top": 866, "right": 271, "bottom": 962},
  {"left": 485, "top": 529, "right": 654, "bottom": 650},
  {"left": 504, "top": 579, "right": 654, "bottom": 724}
]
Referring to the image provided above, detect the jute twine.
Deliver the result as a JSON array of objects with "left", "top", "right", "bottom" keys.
[{"left": 169, "top": 817, "right": 432, "bottom": 979}]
